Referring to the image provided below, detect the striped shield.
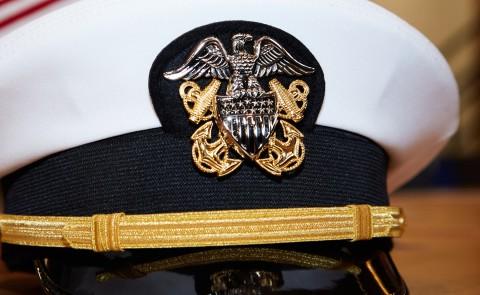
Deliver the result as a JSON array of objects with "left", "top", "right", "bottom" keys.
[{"left": 216, "top": 93, "right": 278, "bottom": 158}]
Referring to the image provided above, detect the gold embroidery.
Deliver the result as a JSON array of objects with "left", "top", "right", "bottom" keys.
[
  {"left": 349, "top": 205, "right": 373, "bottom": 241},
  {"left": 0, "top": 205, "right": 405, "bottom": 252},
  {"left": 179, "top": 79, "right": 221, "bottom": 123},
  {"left": 256, "top": 120, "right": 305, "bottom": 175},
  {"left": 191, "top": 121, "right": 243, "bottom": 176},
  {"left": 270, "top": 79, "right": 308, "bottom": 122}
]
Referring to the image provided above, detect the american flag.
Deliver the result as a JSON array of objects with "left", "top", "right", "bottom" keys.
[{"left": 0, "top": 0, "right": 72, "bottom": 34}]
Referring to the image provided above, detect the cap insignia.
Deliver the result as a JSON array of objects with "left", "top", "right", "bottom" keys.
[{"left": 163, "top": 34, "right": 315, "bottom": 176}]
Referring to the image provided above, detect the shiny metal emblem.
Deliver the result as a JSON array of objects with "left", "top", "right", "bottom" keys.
[{"left": 164, "top": 33, "right": 314, "bottom": 176}]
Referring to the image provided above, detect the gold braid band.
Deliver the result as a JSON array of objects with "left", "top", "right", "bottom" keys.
[{"left": 0, "top": 205, "right": 404, "bottom": 252}]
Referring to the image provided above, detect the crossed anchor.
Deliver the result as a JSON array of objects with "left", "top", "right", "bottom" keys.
[{"left": 180, "top": 78, "right": 310, "bottom": 176}]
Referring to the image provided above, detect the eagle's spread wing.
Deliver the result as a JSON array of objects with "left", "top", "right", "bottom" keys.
[
  {"left": 254, "top": 36, "right": 315, "bottom": 78},
  {"left": 164, "top": 37, "right": 230, "bottom": 80}
]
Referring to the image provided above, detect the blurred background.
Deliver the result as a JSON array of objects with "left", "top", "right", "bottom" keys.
[
  {"left": 374, "top": 0, "right": 480, "bottom": 189},
  {"left": 371, "top": 3, "right": 480, "bottom": 294}
]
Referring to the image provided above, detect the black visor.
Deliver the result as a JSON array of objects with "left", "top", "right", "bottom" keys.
[{"left": 34, "top": 240, "right": 407, "bottom": 295}]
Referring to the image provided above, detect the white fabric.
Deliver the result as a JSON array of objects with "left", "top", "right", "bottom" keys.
[
  {"left": 0, "top": 0, "right": 74, "bottom": 37},
  {"left": 0, "top": 0, "right": 458, "bottom": 191}
]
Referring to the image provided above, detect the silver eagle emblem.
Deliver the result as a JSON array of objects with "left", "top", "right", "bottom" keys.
[{"left": 164, "top": 33, "right": 315, "bottom": 176}]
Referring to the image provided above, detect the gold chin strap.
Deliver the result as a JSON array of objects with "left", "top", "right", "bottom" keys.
[{"left": 0, "top": 205, "right": 404, "bottom": 252}]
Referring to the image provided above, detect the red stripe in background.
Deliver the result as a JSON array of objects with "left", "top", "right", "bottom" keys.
[
  {"left": 0, "top": 0, "right": 62, "bottom": 29},
  {"left": 0, "top": 0, "right": 17, "bottom": 7}
]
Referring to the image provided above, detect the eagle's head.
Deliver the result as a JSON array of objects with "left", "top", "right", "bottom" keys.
[{"left": 232, "top": 33, "right": 253, "bottom": 53}]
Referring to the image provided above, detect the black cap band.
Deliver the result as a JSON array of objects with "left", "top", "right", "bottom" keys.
[{"left": 3, "top": 125, "right": 388, "bottom": 217}]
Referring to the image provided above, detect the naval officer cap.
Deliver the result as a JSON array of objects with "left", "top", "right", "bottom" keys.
[{"left": 0, "top": 0, "right": 458, "bottom": 293}]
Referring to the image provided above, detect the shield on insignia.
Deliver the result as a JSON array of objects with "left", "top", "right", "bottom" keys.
[{"left": 216, "top": 93, "right": 278, "bottom": 158}]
